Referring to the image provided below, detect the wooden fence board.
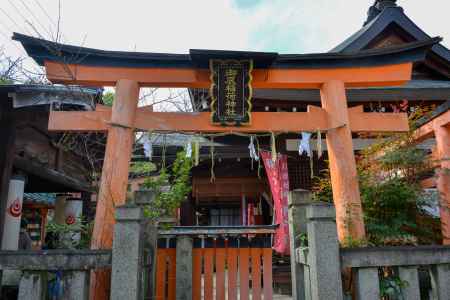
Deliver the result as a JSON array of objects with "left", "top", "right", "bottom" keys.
[
  {"left": 204, "top": 248, "right": 214, "bottom": 300},
  {"left": 156, "top": 249, "right": 168, "bottom": 300},
  {"left": 168, "top": 249, "right": 176, "bottom": 300},
  {"left": 227, "top": 247, "right": 238, "bottom": 300},
  {"left": 251, "top": 248, "right": 262, "bottom": 300},
  {"left": 216, "top": 248, "right": 226, "bottom": 300},
  {"left": 263, "top": 248, "right": 273, "bottom": 299},
  {"left": 239, "top": 248, "right": 250, "bottom": 300},
  {"left": 192, "top": 248, "right": 202, "bottom": 300}
]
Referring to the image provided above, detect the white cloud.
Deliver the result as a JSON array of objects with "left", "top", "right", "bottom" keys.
[{"left": 0, "top": 0, "right": 449, "bottom": 69}]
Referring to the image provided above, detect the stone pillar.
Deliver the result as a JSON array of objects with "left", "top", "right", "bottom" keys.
[
  {"left": 1, "top": 175, "right": 25, "bottom": 250},
  {"left": 434, "top": 125, "right": 450, "bottom": 244},
  {"left": 354, "top": 268, "right": 380, "bottom": 300},
  {"left": 176, "top": 236, "right": 193, "bottom": 300},
  {"left": 136, "top": 190, "right": 158, "bottom": 298},
  {"left": 18, "top": 271, "right": 45, "bottom": 300},
  {"left": 64, "top": 197, "right": 83, "bottom": 242},
  {"left": 430, "top": 264, "right": 450, "bottom": 300},
  {"left": 54, "top": 194, "right": 67, "bottom": 224},
  {"left": 1, "top": 175, "right": 25, "bottom": 286},
  {"left": 398, "top": 266, "right": 420, "bottom": 299},
  {"left": 288, "top": 190, "right": 311, "bottom": 300},
  {"left": 61, "top": 271, "right": 90, "bottom": 300},
  {"left": 306, "top": 203, "right": 343, "bottom": 300},
  {"left": 110, "top": 204, "right": 145, "bottom": 300},
  {"left": 320, "top": 80, "right": 366, "bottom": 242}
]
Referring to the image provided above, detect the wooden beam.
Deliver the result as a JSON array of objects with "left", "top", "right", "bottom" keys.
[
  {"left": 48, "top": 106, "right": 409, "bottom": 133},
  {"left": 45, "top": 61, "right": 413, "bottom": 88},
  {"left": 348, "top": 105, "right": 409, "bottom": 132}
]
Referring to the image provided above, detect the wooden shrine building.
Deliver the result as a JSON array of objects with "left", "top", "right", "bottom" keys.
[{"left": 8, "top": 0, "right": 450, "bottom": 298}]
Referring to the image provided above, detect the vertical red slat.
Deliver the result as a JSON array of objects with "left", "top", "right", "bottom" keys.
[
  {"left": 251, "top": 248, "right": 262, "bottom": 300},
  {"left": 239, "top": 247, "right": 250, "bottom": 300},
  {"left": 216, "top": 248, "right": 226, "bottom": 300},
  {"left": 263, "top": 248, "right": 273, "bottom": 299},
  {"left": 156, "top": 249, "right": 167, "bottom": 300},
  {"left": 167, "top": 249, "right": 176, "bottom": 300},
  {"left": 204, "top": 248, "right": 214, "bottom": 300},
  {"left": 192, "top": 248, "right": 202, "bottom": 300},
  {"left": 227, "top": 247, "right": 238, "bottom": 300}
]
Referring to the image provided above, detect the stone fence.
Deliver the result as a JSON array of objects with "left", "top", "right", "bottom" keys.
[
  {"left": 0, "top": 249, "right": 111, "bottom": 300},
  {"left": 0, "top": 190, "right": 157, "bottom": 300},
  {"left": 289, "top": 190, "right": 450, "bottom": 300}
]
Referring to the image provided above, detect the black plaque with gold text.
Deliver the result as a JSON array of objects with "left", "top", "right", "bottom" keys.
[{"left": 210, "top": 60, "right": 253, "bottom": 126}]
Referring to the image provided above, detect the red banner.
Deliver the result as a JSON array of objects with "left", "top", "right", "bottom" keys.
[{"left": 261, "top": 151, "right": 290, "bottom": 255}]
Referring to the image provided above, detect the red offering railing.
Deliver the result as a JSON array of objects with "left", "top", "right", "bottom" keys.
[{"left": 155, "top": 225, "right": 276, "bottom": 300}]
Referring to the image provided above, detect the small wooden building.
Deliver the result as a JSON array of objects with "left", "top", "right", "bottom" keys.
[{"left": 0, "top": 84, "right": 102, "bottom": 249}]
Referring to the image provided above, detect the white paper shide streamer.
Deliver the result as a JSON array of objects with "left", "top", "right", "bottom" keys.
[
  {"left": 298, "top": 132, "right": 312, "bottom": 157},
  {"left": 142, "top": 133, "right": 153, "bottom": 161},
  {"left": 186, "top": 140, "right": 193, "bottom": 158},
  {"left": 248, "top": 135, "right": 259, "bottom": 161}
]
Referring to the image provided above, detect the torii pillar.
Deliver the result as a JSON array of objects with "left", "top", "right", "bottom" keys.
[
  {"left": 414, "top": 107, "right": 450, "bottom": 244},
  {"left": 435, "top": 120, "right": 450, "bottom": 243},
  {"left": 320, "top": 80, "right": 366, "bottom": 241},
  {"left": 90, "top": 79, "right": 139, "bottom": 300}
]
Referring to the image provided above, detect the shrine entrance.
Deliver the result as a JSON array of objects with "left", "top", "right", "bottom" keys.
[{"left": 13, "top": 32, "right": 439, "bottom": 299}]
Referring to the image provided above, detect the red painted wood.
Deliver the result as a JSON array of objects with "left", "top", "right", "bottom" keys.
[
  {"left": 167, "top": 249, "right": 176, "bottom": 300},
  {"left": 263, "top": 248, "right": 273, "bottom": 299},
  {"left": 204, "top": 248, "right": 214, "bottom": 300},
  {"left": 227, "top": 247, "right": 238, "bottom": 300},
  {"left": 239, "top": 248, "right": 250, "bottom": 300},
  {"left": 192, "top": 249, "right": 202, "bottom": 300},
  {"left": 251, "top": 248, "right": 262, "bottom": 300},
  {"left": 155, "top": 249, "right": 167, "bottom": 300},
  {"left": 216, "top": 248, "right": 226, "bottom": 300}
]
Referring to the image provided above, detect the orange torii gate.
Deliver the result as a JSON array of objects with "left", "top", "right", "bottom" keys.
[
  {"left": 13, "top": 33, "right": 439, "bottom": 298},
  {"left": 414, "top": 103, "right": 450, "bottom": 244}
]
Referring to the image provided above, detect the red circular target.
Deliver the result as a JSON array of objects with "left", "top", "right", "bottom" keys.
[
  {"left": 66, "top": 215, "right": 76, "bottom": 225},
  {"left": 8, "top": 198, "right": 22, "bottom": 218}
]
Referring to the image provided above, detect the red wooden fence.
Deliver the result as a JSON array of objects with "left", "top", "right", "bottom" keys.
[{"left": 155, "top": 237, "right": 273, "bottom": 300}]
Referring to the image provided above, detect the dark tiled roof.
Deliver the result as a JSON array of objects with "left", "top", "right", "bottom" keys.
[
  {"left": 23, "top": 193, "right": 56, "bottom": 206},
  {"left": 415, "top": 100, "right": 450, "bottom": 128},
  {"left": 330, "top": 6, "right": 450, "bottom": 63},
  {"left": 13, "top": 32, "right": 439, "bottom": 70},
  {"left": 0, "top": 84, "right": 102, "bottom": 110}
]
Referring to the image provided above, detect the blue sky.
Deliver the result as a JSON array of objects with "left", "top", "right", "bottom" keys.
[{"left": 0, "top": 0, "right": 449, "bottom": 68}]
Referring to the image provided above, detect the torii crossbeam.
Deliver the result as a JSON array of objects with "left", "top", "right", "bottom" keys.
[{"left": 13, "top": 32, "right": 439, "bottom": 299}]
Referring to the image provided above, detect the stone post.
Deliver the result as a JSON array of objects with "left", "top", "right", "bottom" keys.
[
  {"left": 398, "top": 266, "right": 420, "bottom": 299},
  {"left": 430, "top": 264, "right": 450, "bottom": 299},
  {"left": 61, "top": 271, "right": 90, "bottom": 300},
  {"left": 1, "top": 175, "right": 25, "bottom": 250},
  {"left": 17, "top": 271, "right": 46, "bottom": 300},
  {"left": 2, "top": 175, "right": 25, "bottom": 286},
  {"left": 354, "top": 267, "right": 380, "bottom": 300},
  {"left": 306, "top": 203, "right": 343, "bottom": 300},
  {"left": 288, "top": 190, "right": 312, "bottom": 300},
  {"left": 64, "top": 197, "right": 83, "bottom": 243},
  {"left": 136, "top": 190, "right": 157, "bottom": 298},
  {"left": 110, "top": 204, "right": 145, "bottom": 300},
  {"left": 176, "top": 235, "right": 193, "bottom": 300},
  {"left": 54, "top": 194, "right": 67, "bottom": 224}
]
